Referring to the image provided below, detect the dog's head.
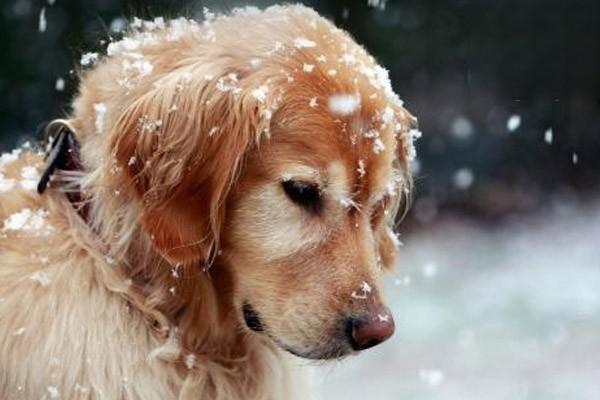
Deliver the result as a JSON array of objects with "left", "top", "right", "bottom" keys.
[{"left": 87, "top": 6, "right": 417, "bottom": 360}]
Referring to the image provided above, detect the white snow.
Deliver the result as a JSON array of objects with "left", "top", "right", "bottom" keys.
[
  {"left": 93, "top": 103, "right": 107, "bottom": 135},
  {"left": 303, "top": 63, "right": 315, "bottom": 73},
  {"left": 381, "top": 106, "right": 395, "bottom": 125},
  {"left": 109, "top": 17, "right": 127, "bottom": 33},
  {"left": 47, "top": 386, "right": 59, "bottom": 399},
  {"left": 357, "top": 159, "right": 366, "bottom": 178},
  {"left": 378, "top": 314, "right": 391, "bottom": 322},
  {"left": 351, "top": 281, "right": 372, "bottom": 299},
  {"left": 451, "top": 116, "right": 474, "bottom": 139},
  {"left": 80, "top": 52, "right": 99, "bottom": 67},
  {"left": 367, "top": 0, "right": 388, "bottom": 10},
  {"left": 419, "top": 369, "right": 445, "bottom": 387},
  {"left": 372, "top": 138, "right": 385, "bottom": 154},
  {"left": 387, "top": 228, "right": 403, "bottom": 248},
  {"left": 38, "top": 7, "right": 47, "bottom": 33},
  {"left": 328, "top": 94, "right": 361, "bottom": 116},
  {"left": 453, "top": 168, "right": 474, "bottom": 189},
  {"left": 20, "top": 166, "right": 40, "bottom": 191},
  {"left": 402, "top": 129, "right": 422, "bottom": 162},
  {"left": 422, "top": 262, "right": 438, "bottom": 279},
  {"left": 216, "top": 73, "right": 241, "bottom": 94},
  {"left": 294, "top": 37, "right": 317, "bottom": 48},
  {"left": 184, "top": 353, "right": 196, "bottom": 369},
  {"left": 251, "top": 85, "right": 269, "bottom": 103},
  {"left": 2, "top": 208, "right": 54, "bottom": 236},
  {"left": 506, "top": 114, "right": 521, "bottom": 132},
  {"left": 544, "top": 127, "right": 553, "bottom": 144},
  {"left": 30, "top": 271, "right": 51, "bottom": 287},
  {"left": 0, "top": 175, "right": 15, "bottom": 192},
  {"left": 55, "top": 77, "right": 65, "bottom": 91}
]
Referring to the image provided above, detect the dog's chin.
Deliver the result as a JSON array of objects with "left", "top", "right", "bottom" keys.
[
  {"left": 242, "top": 302, "right": 352, "bottom": 360},
  {"left": 272, "top": 338, "right": 353, "bottom": 360}
]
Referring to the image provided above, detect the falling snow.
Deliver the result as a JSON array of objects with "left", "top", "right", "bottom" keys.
[
  {"left": 506, "top": 114, "right": 521, "bottom": 132},
  {"left": 55, "top": 77, "right": 65, "bottom": 91},
  {"left": 544, "top": 127, "right": 553, "bottom": 144},
  {"left": 38, "top": 7, "right": 47, "bottom": 33},
  {"left": 418, "top": 369, "right": 445, "bottom": 387},
  {"left": 453, "top": 168, "right": 474, "bottom": 190}
]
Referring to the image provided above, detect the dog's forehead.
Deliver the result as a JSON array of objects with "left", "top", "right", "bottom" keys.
[{"left": 269, "top": 100, "right": 398, "bottom": 204}]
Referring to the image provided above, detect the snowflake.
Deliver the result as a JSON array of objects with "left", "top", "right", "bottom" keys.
[
  {"left": 303, "top": 63, "right": 315, "bottom": 73},
  {"left": 80, "top": 52, "right": 99, "bottom": 67},
  {"left": 328, "top": 94, "right": 361, "bottom": 116},
  {"left": 293, "top": 37, "right": 316, "bottom": 48}
]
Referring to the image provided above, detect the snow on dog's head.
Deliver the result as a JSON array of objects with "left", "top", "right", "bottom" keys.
[{"left": 70, "top": 4, "right": 418, "bottom": 360}]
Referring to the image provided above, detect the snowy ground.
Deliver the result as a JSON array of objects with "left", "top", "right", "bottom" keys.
[{"left": 307, "top": 201, "right": 600, "bottom": 400}]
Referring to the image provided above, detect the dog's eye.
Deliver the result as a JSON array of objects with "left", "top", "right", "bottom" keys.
[{"left": 281, "top": 180, "right": 321, "bottom": 213}]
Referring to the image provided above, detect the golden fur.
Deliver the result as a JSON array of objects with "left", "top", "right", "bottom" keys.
[{"left": 0, "top": 5, "right": 416, "bottom": 399}]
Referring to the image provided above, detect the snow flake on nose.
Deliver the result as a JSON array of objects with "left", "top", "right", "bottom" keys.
[
  {"left": 351, "top": 281, "right": 372, "bottom": 300},
  {"left": 377, "top": 313, "right": 390, "bottom": 322}
]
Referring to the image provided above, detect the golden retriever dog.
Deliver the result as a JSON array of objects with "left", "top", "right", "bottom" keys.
[{"left": 0, "top": 5, "right": 418, "bottom": 399}]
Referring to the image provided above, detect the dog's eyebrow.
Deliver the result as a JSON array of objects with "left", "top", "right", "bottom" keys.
[{"left": 280, "top": 165, "right": 321, "bottom": 183}]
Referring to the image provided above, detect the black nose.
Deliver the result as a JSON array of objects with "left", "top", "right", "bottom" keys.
[{"left": 346, "top": 312, "right": 395, "bottom": 351}]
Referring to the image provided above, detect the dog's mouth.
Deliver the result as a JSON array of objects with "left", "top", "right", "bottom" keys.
[{"left": 242, "top": 302, "right": 352, "bottom": 360}]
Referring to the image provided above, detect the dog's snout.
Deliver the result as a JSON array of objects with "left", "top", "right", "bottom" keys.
[{"left": 346, "top": 310, "right": 395, "bottom": 351}]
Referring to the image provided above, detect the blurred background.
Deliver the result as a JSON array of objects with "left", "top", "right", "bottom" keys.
[{"left": 1, "top": 0, "right": 599, "bottom": 399}]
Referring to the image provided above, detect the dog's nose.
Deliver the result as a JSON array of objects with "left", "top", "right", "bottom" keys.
[{"left": 346, "top": 311, "right": 395, "bottom": 351}]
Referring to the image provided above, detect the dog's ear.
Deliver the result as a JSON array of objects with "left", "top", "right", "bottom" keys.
[{"left": 109, "top": 71, "right": 275, "bottom": 265}]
